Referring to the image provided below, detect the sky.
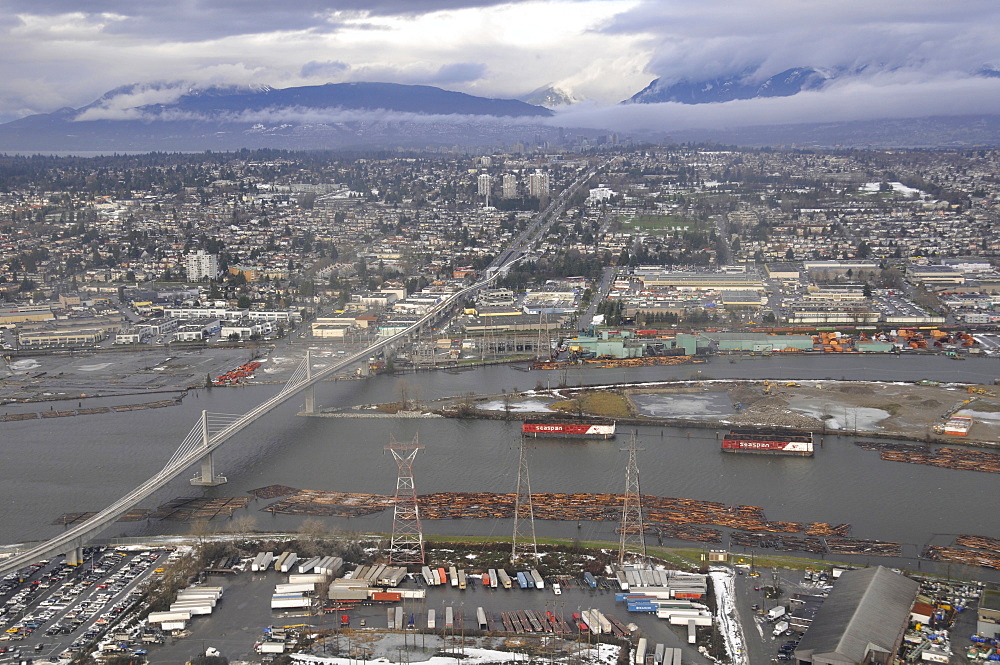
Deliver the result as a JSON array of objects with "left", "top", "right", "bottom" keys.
[{"left": 2, "top": 0, "right": 1000, "bottom": 131}]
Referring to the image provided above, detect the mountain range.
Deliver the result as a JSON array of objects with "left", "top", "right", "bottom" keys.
[
  {"left": 0, "top": 82, "right": 555, "bottom": 152},
  {"left": 624, "top": 67, "right": 833, "bottom": 105},
  {"left": 1, "top": 76, "right": 999, "bottom": 152}
]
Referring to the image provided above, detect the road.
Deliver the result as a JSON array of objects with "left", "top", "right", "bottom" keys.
[{"left": 578, "top": 266, "right": 616, "bottom": 331}]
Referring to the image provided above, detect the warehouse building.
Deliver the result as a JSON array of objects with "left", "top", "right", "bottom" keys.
[
  {"left": 673, "top": 332, "right": 814, "bottom": 355},
  {"left": 793, "top": 566, "right": 918, "bottom": 665},
  {"left": 978, "top": 589, "right": 1000, "bottom": 639}
]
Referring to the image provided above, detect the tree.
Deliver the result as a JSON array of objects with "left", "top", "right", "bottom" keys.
[{"left": 237, "top": 295, "right": 252, "bottom": 309}]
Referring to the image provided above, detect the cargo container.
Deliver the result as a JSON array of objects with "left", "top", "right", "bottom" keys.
[
  {"left": 289, "top": 573, "right": 328, "bottom": 585},
  {"left": 257, "top": 642, "right": 285, "bottom": 654},
  {"left": 369, "top": 564, "right": 387, "bottom": 583},
  {"left": 476, "top": 607, "right": 488, "bottom": 630},
  {"left": 149, "top": 611, "right": 192, "bottom": 623},
  {"left": 449, "top": 566, "right": 459, "bottom": 587},
  {"left": 372, "top": 591, "right": 402, "bottom": 602},
  {"left": 175, "top": 592, "right": 219, "bottom": 604},
  {"left": 627, "top": 603, "right": 658, "bottom": 613},
  {"left": 427, "top": 608, "right": 436, "bottom": 629},
  {"left": 667, "top": 615, "right": 711, "bottom": 627},
  {"left": 297, "top": 556, "right": 321, "bottom": 574},
  {"left": 654, "top": 643, "right": 665, "bottom": 665},
  {"left": 422, "top": 566, "right": 436, "bottom": 586},
  {"left": 169, "top": 603, "right": 212, "bottom": 615},
  {"left": 687, "top": 620, "right": 697, "bottom": 644},
  {"left": 328, "top": 588, "right": 370, "bottom": 601},
  {"left": 635, "top": 637, "right": 648, "bottom": 665},
  {"left": 270, "top": 596, "right": 311, "bottom": 610},
  {"left": 275, "top": 583, "right": 315, "bottom": 595},
  {"left": 516, "top": 572, "right": 529, "bottom": 589},
  {"left": 437, "top": 567, "right": 448, "bottom": 585},
  {"left": 482, "top": 571, "right": 491, "bottom": 587},
  {"left": 530, "top": 569, "right": 544, "bottom": 590},
  {"left": 595, "top": 610, "right": 612, "bottom": 634},
  {"left": 445, "top": 606, "right": 454, "bottom": 629},
  {"left": 273, "top": 551, "right": 291, "bottom": 571},
  {"left": 497, "top": 569, "right": 512, "bottom": 589},
  {"left": 251, "top": 552, "right": 267, "bottom": 572},
  {"left": 583, "top": 572, "right": 597, "bottom": 588},
  {"left": 395, "top": 606, "right": 404, "bottom": 631},
  {"left": 387, "top": 607, "right": 395, "bottom": 629},
  {"left": 399, "top": 589, "right": 426, "bottom": 599},
  {"left": 488, "top": 568, "right": 498, "bottom": 589},
  {"left": 379, "top": 567, "right": 408, "bottom": 587}
]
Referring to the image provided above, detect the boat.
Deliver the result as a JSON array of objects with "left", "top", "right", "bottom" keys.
[
  {"left": 522, "top": 421, "right": 615, "bottom": 439},
  {"left": 721, "top": 428, "right": 813, "bottom": 456}
]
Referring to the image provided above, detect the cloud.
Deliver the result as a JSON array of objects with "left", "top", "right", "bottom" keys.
[
  {"left": 300, "top": 60, "right": 349, "bottom": 78},
  {"left": 1, "top": 0, "right": 997, "bottom": 129},
  {"left": 602, "top": 0, "right": 1000, "bottom": 87},
  {"left": 73, "top": 104, "right": 549, "bottom": 127},
  {"left": 548, "top": 73, "right": 1000, "bottom": 133}
]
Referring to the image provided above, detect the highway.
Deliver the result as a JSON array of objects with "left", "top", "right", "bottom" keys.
[{"left": 0, "top": 161, "right": 602, "bottom": 578}]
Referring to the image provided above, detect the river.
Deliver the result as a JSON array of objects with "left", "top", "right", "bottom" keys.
[{"left": 2, "top": 352, "right": 998, "bottom": 578}]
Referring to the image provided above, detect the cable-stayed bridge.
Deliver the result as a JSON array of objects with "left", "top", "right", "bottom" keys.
[{"left": 0, "top": 163, "right": 599, "bottom": 577}]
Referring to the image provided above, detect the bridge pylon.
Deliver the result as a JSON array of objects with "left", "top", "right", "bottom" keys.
[
  {"left": 190, "top": 410, "right": 228, "bottom": 486},
  {"left": 304, "top": 350, "right": 316, "bottom": 414}
]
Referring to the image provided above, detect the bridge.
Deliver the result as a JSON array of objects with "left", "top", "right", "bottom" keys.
[{"left": 0, "top": 163, "right": 601, "bottom": 577}]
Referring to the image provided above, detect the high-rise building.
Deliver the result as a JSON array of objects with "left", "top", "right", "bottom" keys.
[
  {"left": 477, "top": 173, "right": 492, "bottom": 198},
  {"left": 185, "top": 250, "right": 219, "bottom": 281},
  {"left": 502, "top": 173, "right": 518, "bottom": 199},
  {"left": 528, "top": 169, "right": 550, "bottom": 198}
]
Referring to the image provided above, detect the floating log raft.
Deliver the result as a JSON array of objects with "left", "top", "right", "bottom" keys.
[
  {"left": 149, "top": 496, "right": 250, "bottom": 521},
  {"left": 856, "top": 441, "right": 1000, "bottom": 473},
  {"left": 924, "top": 545, "right": 1000, "bottom": 571},
  {"left": 826, "top": 537, "right": 901, "bottom": 557},
  {"left": 248, "top": 484, "right": 300, "bottom": 499}
]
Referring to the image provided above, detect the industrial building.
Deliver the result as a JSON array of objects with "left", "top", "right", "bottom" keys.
[
  {"left": 793, "top": 566, "right": 918, "bottom": 665},
  {"left": 978, "top": 589, "right": 1000, "bottom": 638},
  {"left": 567, "top": 331, "right": 646, "bottom": 359},
  {"left": 673, "top": 332, "right": 814, "bottom": 355}
]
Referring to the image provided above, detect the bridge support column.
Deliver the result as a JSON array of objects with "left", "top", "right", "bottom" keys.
[
  {"left": 190, "top": 410, "right": 227, "bottom": 486},
  {"left": 65, "top": 546, "right": 83, "bottom": 567},
  {"left": 303, "top": 350, "right": 315, "bottom": 414}
]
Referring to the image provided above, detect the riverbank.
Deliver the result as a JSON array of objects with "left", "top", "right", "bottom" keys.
[{"left": 398, "top": 378, "right": 1000, "bottom": 449}]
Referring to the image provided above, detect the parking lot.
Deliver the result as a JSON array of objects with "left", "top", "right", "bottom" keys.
[{"left": 0, "top": 547, "right": 170, "bottom": 661}]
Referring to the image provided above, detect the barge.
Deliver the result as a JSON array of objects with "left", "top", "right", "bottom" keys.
[
  {"left": 522, "top": 421, "right": 616, "bottom": 439},
  {"left": 721, "top": 428, "right": 813, "bottom": 456}
]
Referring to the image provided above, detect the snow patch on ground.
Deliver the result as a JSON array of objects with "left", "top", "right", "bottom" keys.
[
  {"left": 787, "top": 401, "right": 890, "bottom": 430},
  {"left": 861, "top": 181, "right": 925, "bottom": 197},
  {"left": 77, "top": 362, "right": 113, "bottom": 371},
  {"left": 710, "top": 568, "right": 748, "bottom": 665},
  {"left": 478, "top": 399, "right": 553, "bottom": 412},
  {"left": 10, "top": 359, "right": 40, "bottom": 372},
  {"left": 957, "top": 409, "right": 1000, "bottom": 422}
]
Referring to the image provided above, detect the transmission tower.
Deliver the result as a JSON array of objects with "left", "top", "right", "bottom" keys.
[
  {"left": 619, "top": 430, "right": 646, "bottom": 565},
  {"left": 511, "top": 435, "right": 538, "bottom": 562},
  {"left": 535, "top": 310, "right": 549, "bottom": 361},
  {"left": 385, "top": 434, "right": 425, "bottom": 564}
]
